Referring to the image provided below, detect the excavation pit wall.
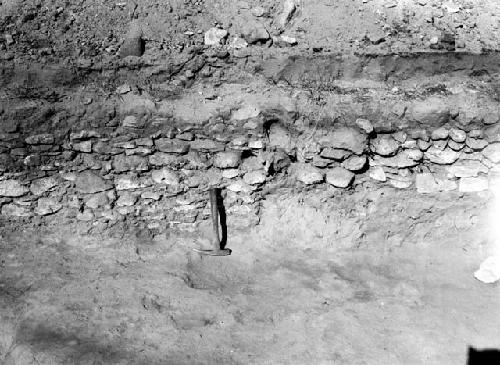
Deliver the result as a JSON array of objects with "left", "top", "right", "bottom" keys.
[{"left": 1, "top": 104, "right": 500, "bottom": 240}]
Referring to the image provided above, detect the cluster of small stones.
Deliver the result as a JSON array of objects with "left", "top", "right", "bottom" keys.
[
  {"left": 0, "top": 121, "right": 279, "bottom": 235},
  {"left": 289, "top": 120, "right": 500, "bottom": 195},
  {"left": 1, "top": 114, "right": 500, "bottom": 235}
]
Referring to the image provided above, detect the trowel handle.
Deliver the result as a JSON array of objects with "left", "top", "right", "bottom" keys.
[{"left": 209, "top": 188, "right": 221, "bottom": 249}]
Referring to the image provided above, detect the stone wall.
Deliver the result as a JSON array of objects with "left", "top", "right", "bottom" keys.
[{"left": 1, "top": 109, "right": 500, "bottom": 236}]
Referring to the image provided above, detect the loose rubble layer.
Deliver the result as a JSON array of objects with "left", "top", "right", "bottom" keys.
[{"left": 1, "top": 105, "right": 500, "bottom": 236}]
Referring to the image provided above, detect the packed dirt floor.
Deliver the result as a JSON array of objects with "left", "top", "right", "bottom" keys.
[
  {"left": 2, "top": 0, "right": 500, "bottom": 364},
  {"left": 1, "top": 189, "right": 500, "bottom": 364}
]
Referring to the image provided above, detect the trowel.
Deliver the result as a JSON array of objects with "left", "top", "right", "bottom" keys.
[{"left": 193, "top": 188, "right": 231, "bottom": 256}]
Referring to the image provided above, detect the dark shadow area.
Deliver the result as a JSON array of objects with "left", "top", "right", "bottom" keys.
[
  {"left": 215, "top": 188, "right": 228, "bottom": 249},
  {"left": 8, "top": 321, "right": 198, "bottom": 365},
  {"left": 270, "top": 51, "right": 500, "bottom": 86},
  {"left": 467, "top": 346, "right": 500, "bottom": 365}
]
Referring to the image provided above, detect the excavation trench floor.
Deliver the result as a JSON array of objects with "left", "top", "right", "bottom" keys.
[{"left": 1, "top": 208, "right": 499, "bottom": 365}]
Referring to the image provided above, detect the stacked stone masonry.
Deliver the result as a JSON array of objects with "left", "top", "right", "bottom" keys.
[{"left": 1, "top": 111, "right": 500, "bottom": 234}]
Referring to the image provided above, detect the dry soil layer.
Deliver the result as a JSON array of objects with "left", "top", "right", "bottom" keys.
[{"left": 1, "top": 189, "right": 500, "bottom": 364}]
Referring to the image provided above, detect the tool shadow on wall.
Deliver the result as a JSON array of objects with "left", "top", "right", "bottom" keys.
[{"left": 215, "top": 188, "right": 228, "bottom": 250}]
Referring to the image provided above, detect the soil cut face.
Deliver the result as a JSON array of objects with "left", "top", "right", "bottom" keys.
[
  {"left": 1, "top": 189, "right": 500, "bottom": 365},
  {"left": 2, "top": 0, "right": 500, "bottom": 364}
]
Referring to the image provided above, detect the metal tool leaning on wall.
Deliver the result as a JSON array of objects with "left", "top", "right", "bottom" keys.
[{"left": 192, "top": 188, "right": 232, "bottom": 256}]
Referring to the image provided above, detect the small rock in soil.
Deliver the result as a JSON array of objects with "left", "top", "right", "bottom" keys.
[
  {"left": 213, "top": 151, "right": 241, "bottom": 169},
  {"left": 447, "top": 160, "right": 488, "bottom": 178},
  {"left": 448, "top": 140, "right": 464, "bottom": 151},
  {"left": 85, "top": 193, "right": 109, "bottom": 209},
  {"left": 204, "top": 27, "right": 228, "bottom": 46},
  {"left": 465, "top": 138, "right": 488, "bottom": 151},
  {"left": 112, "top": 155, "right": 149, "bottom": 172},
  {"left": 320, "top": 147, "right": 351, "bottom": 161},
  {"left": 77, "top": 210, "right": 94, "bottom": 221},
  {"left": 410, "top": 129, "right": 430, "bottom": 142},
  {"left": 151, "top": 169, "right": 180, "bottom": 186},
  {"left": 326, "top": 167, "right": 355, "bottom": 188},
  {"left": 72, "top": 140, "right": 92, "bottom": 153},
  {"left": 280, "top": 35, "right": 297, "bottom": 45},
  {"left": 122, "top": 115, "right": 147, "bottom": 129},
  {"left": 369, "top": 166, "right": 387, "bottom": 181},
  {"left": 268, "top": 124, "right": 293, "bottom": 151},
  {"left": 115, "top": 174, "right": 141, "bottom": 190},
  {"left": 190, "top": 139, "right": 225, "bottom": 152},
  {"left": 433, "top": 140, "right": 447, "bottom": 151},
  {"left": 431, "top": 127, "right": 449, "bottom": 140},
  {"left": 222, "top": 169, "right": 240, "bottom": 179},
  {"left": 116, "top": 84, "right": 132, "bottom": 94},
  {"left": 1, "top": 203, "right": 31, "bottom": 217},
  {"left": 0, "top": 180, "right": 29, "bottom": 197},
  {"left": 75, "top": 171, "right": 112, "bottom": 193},
  {"left": 424, "top": 147, "right": 460, "bottom": 164},
  {"left": 30, "top": 177, "right": 58, "bottom": 195},
  {"left": 320, "top": 127, "right": 367, "bottom": 155},
  {"left": 155, "top": 139, "right": 190, "bottom": 154},
  {"left": 248, "top": 140, "right": 264, "bottom": 149},
  {"left": 251, "top": 6, "right": 266, "bottom": 17},
  {"left": 474, "top": 256, "right": 500, "bottom": 284},
  {"left": 458, "top": 176, "right": 489, "bottom": 193},
  {"left": 241, "top": 21, "right": 270, "bottom": 44},
  {"left": 25, "top": 134, "right": 54, "bottom": 145},
  {"left": 409, "top": 97, "right": 449, "bottom": 126},
  {"left": 228, "top": 37, "right": 248, "bottom": 49},
  {"left": 355, "top": 118, "right": 374, "bottom": 134},
  {"left": 482, "top": 143, "right": 500, "bottom": 163},
  {"left": 35, "top": 198, "right": 62, "bottom": 216},
  {"left": 416, "top": 173, "right": 457, "bottom": 194},
  {"left": 227, "top": 180, "right": 253, "bottom": 193},
  {"left": 373, "top": 150, "right": 421, "bottom": 168},
  {"left": 449, "top": 128, "right": 467, "bottom": 143},
  {"left": 370, "top": 135, "right": 400, "bottom": 156},
  {"left": 243, "top": 170, "right": 266, "bottom": 185},
  {"left": 342, "top": 155, "right": 367, "bottom": 171},
  {"left": 116, "top": 192, "right": 138, "bottom": 207},
  {"left": 295, "top": 164, "right": 324, "bottom": 185},
  {"left": 418, "top": 139, "right": 431, "bottom": 151},
  {"left": 232, "top": 104, "right": 260, "bottom": 121}
]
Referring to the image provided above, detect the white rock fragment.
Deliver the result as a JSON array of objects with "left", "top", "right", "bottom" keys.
[
  {"left": 443, "top": 1, "right": 460, "bottom": 13},
  {"left": 458, "top": 176, "right": 489, "bottom": 192},
  {"left": 251, "top": 6, "right": 266, "bottom": 17},
  {"left": 228, "top": 37, "right": 248, "bottom": 49},
  {"left": 369, "top": 166, "right": 386, "bottom": 182},
  {"left": 280, "top": 35, "right": 297, "bottom": 45},
  {"left": 116, "top": 84, "right": 131, "bottom": 94},
  {"left": 474, "top": 256, "right": 500, "bottom": 284},
  {"left": 355, "top": 118, "right": 373, "bottom": 134},
  {"left": 204, "top": 28, "right": 228, "bottom": 46}
]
